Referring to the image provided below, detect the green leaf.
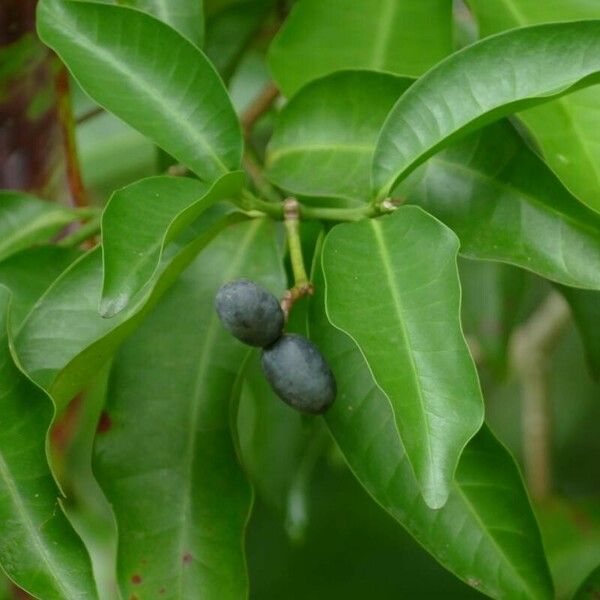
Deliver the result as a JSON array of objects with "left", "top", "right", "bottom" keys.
[
  {"left": 574, "top": 564, "right": 600, "bottom": 599},
  {"left": 556, "top": 286, "right": 600, "bottom": 380},
  {"left": 115, "top": 0, "right": 204, "bottom": 47},
  {"left": 0, "top": 246, "right": 81, "bottom": 331},
  {"left": 0, "top": 191, "right": 80, "bottom": 262},
  {"left": 308, "top": 263, "right": 554, "bottom": 599},
  {"left": 322, "top": 207, "right": 483, "bottom": 508},
  {"left": 404, "top": 120, "right": 600, "bottom": 290},
  {"left": 268, "top": 0, "right": 453, "bottom": 97},
  {"left": 373, "top": 20, "right": 600, "bottom": 198},
  {"left": 58, "top": 365, "right": 120, "bottom": 600},
  {"left": 14, "top": 196, "right": 245, "bottom": 410},
  {"left": 38, "top": 0, "right": 242, "bottom": 182},
  {"left": 0, "top": 287, "right": 97, "bottom": 600},
  {"left": 100, "top": 172, "right": 244, "bottom": 317},
  {"left": 93, "top": 219, "right": 284, "bottom": 599},
  {"left": 467, "top": 0, "right": 600, "bottom": 212},
  {"left": 266, "top": 71, "right": 412, "bottom": 203}
]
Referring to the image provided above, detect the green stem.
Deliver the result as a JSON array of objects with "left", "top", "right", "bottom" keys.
[
  {"left": 300, "top": 203, "right": 379, "bottom": 221},
  {"left": 239, "top": 192, "right": 386, "bottom": 223},
  {"left": 243, "top": 148, "right": 282, "bottom": 203},
  {"left": 58, "top": 216, "right": 101, "bottom": 248},
  {"left": 284, "top": 208, "right": 308, "bottom": 286}
]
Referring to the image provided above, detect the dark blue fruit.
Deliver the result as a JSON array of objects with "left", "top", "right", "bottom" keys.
[
  {"left": 215, "top": 279, "right": 284, "bottom": 347},
  {"left": 261, "top": 334, "right": 336, "bottom": 414}
]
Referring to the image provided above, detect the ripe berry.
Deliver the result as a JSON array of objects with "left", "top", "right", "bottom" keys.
[
  {"left": 215, "top": 279, "right": 284, "bottom": 347},
  {"left": 261, "top": 334, "right": 336, "bottom": 414}
]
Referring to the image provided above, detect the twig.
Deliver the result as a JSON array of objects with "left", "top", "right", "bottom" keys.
[
  {"left": 57, "top": 215, "right": 101, "bottom": 249},
  {"left": 509, "top": 291, "right": 571, "bottom": 501},
  {"left": 240, "top": 82, "right": 280, "bottom": 138},
  {"left": 54, "top": 64, "right": 89, "bottom": 207},
  {"left": 76, "top": 106, "right": 103, "bottom": 125},
  {"left": 243, "top": 152, "right": 282, "bottom": 202}
]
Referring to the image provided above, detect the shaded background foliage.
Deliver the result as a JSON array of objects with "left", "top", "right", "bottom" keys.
[{"left": 1, "top": 0, "right": 600, "bottom": 599}]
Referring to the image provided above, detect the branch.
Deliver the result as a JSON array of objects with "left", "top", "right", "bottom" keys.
[
  {"left": 509, "top": 291, "right": 571, "bottom": 501},
  {"left": 240, "top": 82, "right": 279, "bottom": 138},
  {"left": 54, "top": 64, "right": 89, "bottom": 207}
]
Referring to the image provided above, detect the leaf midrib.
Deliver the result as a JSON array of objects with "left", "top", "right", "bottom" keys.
[
  {"left": 496, "top": 0, "right": 528, "bottom": 26},
  {"left": 369, "top": 220, "right": 435, "bottom": 490},
  {"left": 370, "top": 0, "right": 398, "bottom": 70},
  {"left": 454, "top": 483, "right": 543, "bottom": 599},
  {"left": 0, "top": 444, "right": 76, "bottom": 598},
  {"left": 176, "top": 220, "right": 261, "bottom": 597},
  {"left": 55, "top": 3, "right": 229, "bottom": 176},
  {"left": 267, "top": 143, "right": 373, "bottom": 165}
]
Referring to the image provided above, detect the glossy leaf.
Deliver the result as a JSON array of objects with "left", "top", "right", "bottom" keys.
[
  {"left": 373, "top": 21, "right": 600, "bottom": 198},
  {"left": 322, "top": 207, "right": 483, "bottom": 508},
  {"left": 468, "top": 0, "right": 600, "bottom": 212},
  {"left": 93, "top": 219, "right": 284, "bottom": 599},
  {"left": 0, "top": 287, "right": 97, "bottom": 599},
  {"left": 266, "top": 71, "right": 412, "bottom": 203},
  {"left": 0, "top": 246, "right": 81, "bottom": 331},
  {"left": 14, "top": 201, "right": 245, "bottom": 410},
  {"left": 58, "top": 366, "right": 120, "bottom": 600},
  {"left": 100, "top": 172, "right": 244, "bottom": 317},
  {"left": 404, "top": 120, "right": 600, "bottom": 289},
  {"left": 309, "top": 263, "right": 554, "bottom": 599},
  {"left": 38, "top": 0, "right": 242, "bottom": 182},
  {"left": 115, "top": 0, "right": 204, "bottom": 47},
  {"left": 0, "top": 191, "right": 79, "bottom": 262},
  {"left": 556, "top": 286, "right": 600, "bottom": 379},
  {"left": 574, "top": 564, "right": 600, "bottom": 599},
  {"left": 268, "top": 0, "right": 453, "bottom": 97}
]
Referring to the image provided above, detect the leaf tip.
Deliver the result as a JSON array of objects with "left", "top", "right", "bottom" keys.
[{"left": 99, "top": 293, "right": 128, "bottom": 319}]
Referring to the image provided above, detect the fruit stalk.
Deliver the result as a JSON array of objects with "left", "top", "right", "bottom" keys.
[{"left": 281, "top": 198, "right": 313, "bottom": 318}]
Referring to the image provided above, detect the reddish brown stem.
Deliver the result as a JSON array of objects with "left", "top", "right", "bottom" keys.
[
  {"left": 0, "top": 0, "right": 67, "bottom": 200},
  {"left": 241, "top": 82, "right": 280, "bottom": 138},
  {"left": 54, "top": 65, "right": 89, "bottom": 207}
]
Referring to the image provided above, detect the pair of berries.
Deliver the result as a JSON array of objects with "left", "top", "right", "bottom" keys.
[{"left": 215, "top": 279, "right": 336, "bottom": 414}]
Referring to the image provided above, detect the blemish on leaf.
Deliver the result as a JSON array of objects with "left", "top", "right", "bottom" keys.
[
  {"left": 51, "top": 395, "right": 82, "bottom": 452},
  {"left": 158, "top": 588, "right": 166, "bottom": 595},
  {"left": 131, "top": 574, "right": 142, "bottom": 585},
  {"left": 182, "top": 552, "right": 193, "bottom": 565},
  {"left": 97, "top": 411, "right": 112, "bottom": 434}
]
